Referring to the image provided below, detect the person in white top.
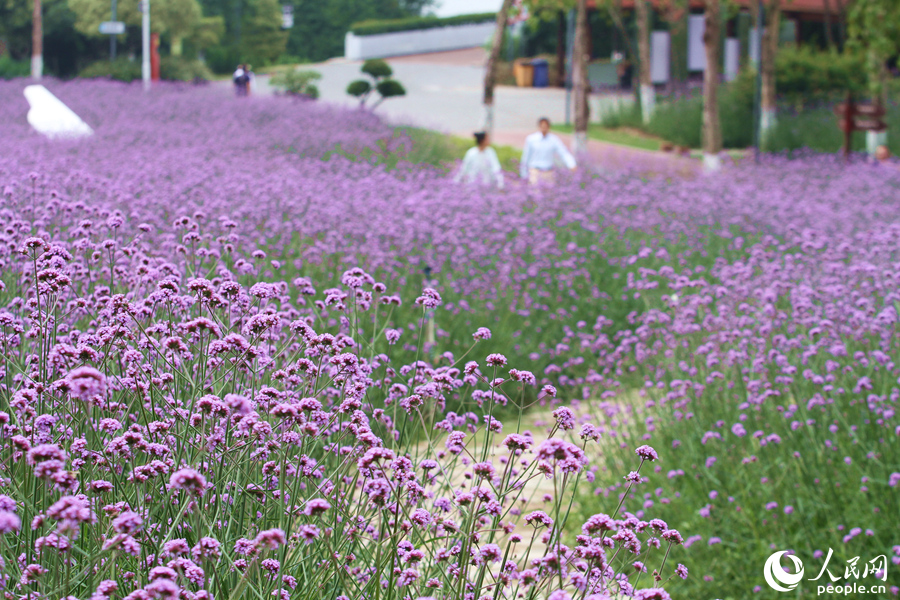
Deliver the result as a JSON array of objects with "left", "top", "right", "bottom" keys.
[
  {"left": 455, "top": 132, "right": 505, "bottom": 189},
  {"left": 520, "top": 117, "right": 577, "bottom": 184}
]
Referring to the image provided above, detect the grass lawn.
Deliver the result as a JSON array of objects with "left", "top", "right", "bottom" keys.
[{"left": 552, "top": 123, "right": 666, "bottom": 151}]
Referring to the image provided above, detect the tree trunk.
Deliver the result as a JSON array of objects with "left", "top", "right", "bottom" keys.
[
  {"left": 556, "top": 11, "right": 566, "bottom": 87},
  {"left": 702, "top": 0, "right": 722, "bottom": 170},
  {"left": 822, "top": 0, "right": 834, "bottom": 49},
  {"left": 573, "top": 0, "right": 589, "bottom": 155},
  {"left": 760, "top": 0, "right": 780, "bottom": 144},
  {"left": 635, "top": 0, "right": 655, "bottom": 123},
  {"left": 32, "top": 0, "right": 42, "bottom": 80},
  {"left": 483, "top": 0, "right": 515, "bottom": 134}
]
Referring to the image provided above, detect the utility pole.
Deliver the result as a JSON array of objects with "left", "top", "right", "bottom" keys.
[
  {"left": 142, "top": 0, "right": 151, "bottom": 91},
  {"left": 31, "top": 0, "right": 42, "bottom": 80}
]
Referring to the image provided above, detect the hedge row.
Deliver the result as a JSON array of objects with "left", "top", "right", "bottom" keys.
[{"left": 349, "top": 12, "right": 496, "bottom": 37}]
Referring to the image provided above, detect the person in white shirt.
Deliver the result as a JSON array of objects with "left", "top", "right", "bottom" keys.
[
  {"left": 233, "top": 65, "right": 246, "bottom": 97},
  {"left": 520, "top": 117, "right": 577, "bottom": 184},
  {"left": 455, "top": 131, "right": 504, "bottom": 189}
]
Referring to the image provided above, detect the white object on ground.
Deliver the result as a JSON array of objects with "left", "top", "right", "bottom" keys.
[
  {"left": 760, "top": 108, "right": 777, "bottom": 145},
  {"left": 640, "top": 84, "right": 656, "bottom": 124},
  {"left": 23, "top": 85, "right": 93, "bottom": 139},
  {"left": 866, "top": 130, "right": 888, "bottom": 156},
  {"left": 703, "top": 153, "right": 722, "bottom": 173}
]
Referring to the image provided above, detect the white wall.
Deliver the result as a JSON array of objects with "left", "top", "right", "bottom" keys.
[
  {"left": 433, "top": 0, "right": 503, "bottom": 17},
  {"left": 650, "top": 31, "right": 670, "bottom": 84},
  {"left": 687, "top": 14, "right": 706, "bottom": 71},
  {"left": 345, "top": 22, "right": 495, "bottom": 60},
  {"left": 724, "top": 38, "right": 740, "bottom": 81}
]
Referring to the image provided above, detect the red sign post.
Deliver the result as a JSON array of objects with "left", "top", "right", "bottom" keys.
[
  {"left": 150, "top": 33, "right": 161, "bottom": 82},
  {"left": 834, "top": 93, "right": 887, "bottom": 161}
]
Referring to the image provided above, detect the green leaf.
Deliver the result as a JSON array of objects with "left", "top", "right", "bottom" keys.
[{"left": 347, "top": 80, "right": 372, "bottom": 97}]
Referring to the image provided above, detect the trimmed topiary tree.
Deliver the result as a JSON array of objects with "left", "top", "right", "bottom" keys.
[{"left": 346, "top": 59, "right": 406, "bottom": 109}]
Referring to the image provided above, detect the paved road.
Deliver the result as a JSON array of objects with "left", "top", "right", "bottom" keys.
[
  {"left": 239, "top": 48, "right": 698, "bottom": 174},
  {"left": 248, "top": 48, "right": 577, "bottom": 137}
]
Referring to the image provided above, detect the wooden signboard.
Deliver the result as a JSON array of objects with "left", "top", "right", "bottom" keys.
[{"left": 834, "top": 93, "right": 887, "bottom": 160}]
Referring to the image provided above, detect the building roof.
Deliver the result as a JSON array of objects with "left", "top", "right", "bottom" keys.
[{"left": 590, "top": 0, "right": 842, "bottom": 15}]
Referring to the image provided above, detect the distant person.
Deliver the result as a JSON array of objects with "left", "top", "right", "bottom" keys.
[
  {"left": 455, "top": 131, "right": 504, "bottom": 189},
  {"left": 520, "top": 117, "right": 577, "bottom": 185},
  {"left": 233, "top": 64, "right": 248, "bottom": 97},
  {"left": 245, "top": 65, "right": 255, "bottom": 96}
]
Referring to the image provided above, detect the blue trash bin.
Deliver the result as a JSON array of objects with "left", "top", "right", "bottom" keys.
[{"left": 531, "top": 59, "right": 549, "bottom": 88}]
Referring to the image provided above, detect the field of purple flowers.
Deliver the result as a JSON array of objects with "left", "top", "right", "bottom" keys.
[{"left": 0, "top": 79, "right": 899, "bottom": 600}]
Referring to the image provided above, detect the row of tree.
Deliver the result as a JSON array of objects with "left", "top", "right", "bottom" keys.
[
  {"left": 1, "top": 0, "right": 436, "bottom": 78},
  {"left": 483, "top": 0, "right": 900, "bottom": 164}
]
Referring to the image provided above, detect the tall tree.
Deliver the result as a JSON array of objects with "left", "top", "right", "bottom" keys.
[
  {"left": 521, "top": 0, "right": 577, "bottom": 88},
  {"left": 281, "top": 0, "right": 407, "bottom": 63},
  {"left": 635, "top": 0, "right": 653, "bottom": 123},
  {"left": 237, "top": 0, "right": 286, "bottom": 65},
  {"left": 483, "top": 0, "right": 515, "bottom": 134},
  {"left": 32, "top": 0, "right": 42, "bottom": 79},
  {"left": 847, "top": 0, "right": 900, "bottom": 153},
  {"left": 759, "top": 0, "right": 780, "bottom": 146},
  {"left": 701, "top": 0, "right": 722, "bottom": 171},
  {"left": 572, "top": 0, "right": 589, "bottom": 153},
  {"left": 157, "top": 0, "right": 202, "bottom": 56},
  {"left": 69, "top": 0, "right": 202, "bottom": 43}
]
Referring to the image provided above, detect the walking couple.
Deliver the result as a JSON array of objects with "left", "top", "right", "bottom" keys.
[{"left": 455, "top": 117, "right": 577, "bottom": 190}]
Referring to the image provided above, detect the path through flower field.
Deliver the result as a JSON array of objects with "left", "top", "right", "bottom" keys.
[{"left": 1, "top": 80, "right": 898, "bottom": 600}]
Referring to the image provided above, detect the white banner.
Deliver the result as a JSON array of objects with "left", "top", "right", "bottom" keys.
[
  {"left": 724, "top": 37, "right": 739, "bottom": 81},
  {"left": 687, "top": 15, "right": 706, "bottom": 71},
  {"left": 650, "top": 31, "right": 670, "bottom": 83}
]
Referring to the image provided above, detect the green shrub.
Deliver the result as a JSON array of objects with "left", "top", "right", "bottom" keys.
[
  {"left": 600, "top": 47, "right": 872, "bottom": 150},
  {"left": 361, "top": 59, "right": 393, "bottom": 79},
  {"left": 270, "top": 69, "right": 321, "bottom": 99},
  {"left": 347, "top": 60, "right": 406, "bottom": 109},
  {"left": 0, "top": 55, "right": 30, "bottom": 80},
  {"left": 775, "top": 45, "right": 866, "bottom": 108},
  {"left": 765, "top": 103, "right": 900, "bottom": 154},
  {"left": 79, "top": 59, "right": 142, "bottom": 83},
  {"left": 159, "top": 56, "right": 213, "bottom": 82},
  {"left": 346, "top": 80, "right": 372, "bottom": 97},
  {"left": 273, "top": 54, "right": 306, "bottom": 66},
  {"left": 375, "top": 79, "right": 406, "bottom": 99},
  {"left": 204, "top": 46, "right": 241, "bottom": 75},
  {"left": 631, "top": 75, "right": 754, "bottom": 149},
  {"left": 349, "top": 12, "right": 495, "bottom": 36}
]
